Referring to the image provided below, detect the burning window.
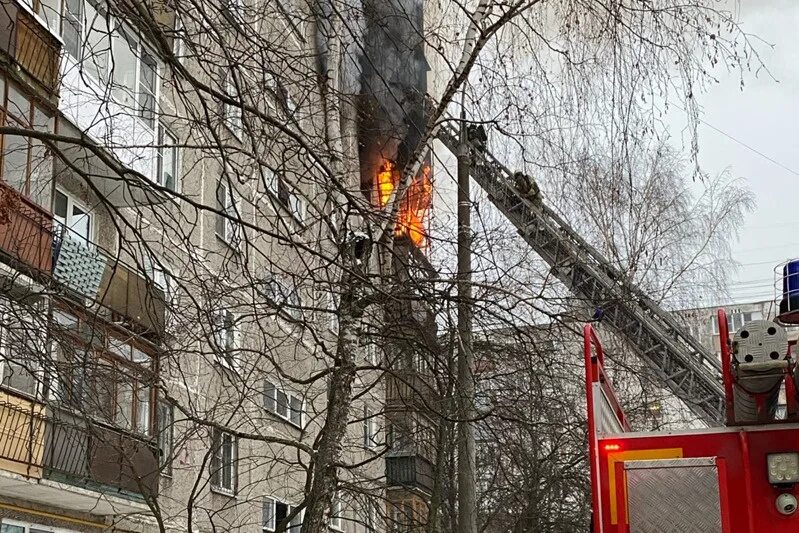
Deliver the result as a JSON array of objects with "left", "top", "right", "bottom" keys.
[{"left": 373, "top": 161, "right": 432, "bottom": 248}]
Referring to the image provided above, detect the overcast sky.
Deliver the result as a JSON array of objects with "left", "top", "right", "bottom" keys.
[{"left": 669, "top": 0, "right": 799, "bottom": 306}]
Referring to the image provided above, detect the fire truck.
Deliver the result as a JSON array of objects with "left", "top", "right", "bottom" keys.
[
  {"left": 585, "top": 263, "right": 799, "bottom": 533},
  {"left": 435, "top": 116, "right": 799, "bottom": 532}
]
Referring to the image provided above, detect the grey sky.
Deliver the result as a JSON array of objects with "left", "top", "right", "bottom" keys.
[{"left": 669, "top": 0, "right": 799, "bottom": 305}]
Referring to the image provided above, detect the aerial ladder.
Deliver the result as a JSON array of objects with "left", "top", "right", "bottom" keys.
[{"left": 434, "top": 119, "right": 725, "bottom": 425}]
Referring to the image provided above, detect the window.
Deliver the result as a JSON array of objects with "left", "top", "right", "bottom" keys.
[
  {"left": 330, "top": 498, "right": 344, "bottom": 531},
  {"left": 363, "top": 406, "right": 378, "bottom": 450},
  {"left": 0, "top": 304, "right": 43, "bottom": 398},
  {"left": 1, "top": 519, "right": 70, "bottom": 533},
  {"left": 63, "top": 2, "right": 160, "bottom": 128},
  {"left": 224, "top": 78, "right": 242, "bottom": 137},
  {"left": 213, "top": 310, "right": 239, "bottom": 371},
  {"left": 263, "top": 497, "right": 303, "bottom": 532},
  {"left": 210, "top": 429, "right": 237, "bottom": 494},
  {"left": 1, "top": 76, "right": 54, "bottom": 207},
  {"left": 158, "top": 399, "right": 174, "bottom": 476},
  {"left": 157, "top": 123, "right": 179, "bottom": 191},
  {"left": 265, "top": 276, "right": 303, "bottom": 321},
  {"left": 264, "top": 380, "right": 303, "bottom": 428},
  {"left": 216, "top": 179, "right": 241, "bottom": 248},
  {"left": 288, "top": 192, "right": 306, "bottom": 223},
  {"left": 261, "top": 170, "right": 305, "bottom": 224},
  {"left": 54, "top": 189, "right": 92, "bottom": 243}
]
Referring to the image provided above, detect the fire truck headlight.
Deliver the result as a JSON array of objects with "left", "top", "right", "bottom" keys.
[{"left": 768, "top": 453, "right": 799, "bottom": 484}]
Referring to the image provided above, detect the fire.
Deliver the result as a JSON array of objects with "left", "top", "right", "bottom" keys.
[
  {"left": 373, "top": 160, "right": 432, "bottom": 248},
  {"left": 376, "top": 161, "right": 395, "bottom": 208}
]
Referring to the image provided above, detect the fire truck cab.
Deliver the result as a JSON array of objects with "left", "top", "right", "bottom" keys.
[{"left": 587, "top": 260, "right": 799, "bottom": 532}]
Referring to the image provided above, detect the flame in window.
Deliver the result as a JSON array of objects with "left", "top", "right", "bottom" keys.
[{"left": 373, "top": 161, "right": 432, "bottom": 248}]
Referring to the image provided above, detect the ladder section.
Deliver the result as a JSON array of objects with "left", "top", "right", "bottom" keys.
[{"left": 436, "top": 120, "right": 725, "bottom": 425}]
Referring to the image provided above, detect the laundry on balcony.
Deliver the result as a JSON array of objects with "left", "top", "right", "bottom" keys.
[{"left": 52, "top": 228, "right": 107, "bottom": 298}]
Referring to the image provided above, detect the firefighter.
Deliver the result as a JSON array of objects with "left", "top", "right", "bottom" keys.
[
  {"left": 512, "top": 171, "right": 540, "bottom": 202},
  {"left": 466, "top": 124, "right": 487, "bottom": 159}
]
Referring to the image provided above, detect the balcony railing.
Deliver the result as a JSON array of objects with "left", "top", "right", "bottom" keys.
[
  {"left": 43, "top": 407, "right": 160, "bottom": 500},
  {"left": 0, "top": 394, "right": 159, "bottom": 500},
  {"left": 0, "top": 389, "right": 46, "bottom": 479},
  {"left": 0, "top": 182, "right": 54, "bottom": 274},
  {"left": 0, "top": 0, "right": 61, "bottom": 94},
  {"left": 386, "top": 454, "right": 434, "bottom": 494}
]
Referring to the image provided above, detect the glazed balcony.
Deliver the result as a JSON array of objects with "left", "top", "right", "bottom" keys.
[
  {"left": 385, "top": 370, "right": 438, "bottom": 411},
  {"left": 0, "top": 0, "right": 61, "bottom": 95}
]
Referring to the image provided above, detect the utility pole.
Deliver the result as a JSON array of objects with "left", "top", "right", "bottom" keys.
[{"left": 456, "top": 112, "right": 476, "bottom": 533}]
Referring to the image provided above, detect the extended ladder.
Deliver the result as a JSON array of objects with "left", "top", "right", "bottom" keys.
[{"left": 436, "top": 120, "right": 725, "bottom": 425}]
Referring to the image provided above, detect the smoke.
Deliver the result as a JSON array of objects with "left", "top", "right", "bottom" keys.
[{"left": 358, "top": 0, "right": 428, "bottom": 189}]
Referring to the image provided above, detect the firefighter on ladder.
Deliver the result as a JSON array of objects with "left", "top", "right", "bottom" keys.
[{"left": 512, "top": 171, "right": 540, "bottom": 202}]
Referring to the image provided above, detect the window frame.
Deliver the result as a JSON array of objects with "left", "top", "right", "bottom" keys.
[
  {"left": 157, "top": 398, "right": 174, "bottom": 477},
  {"left": 263, "top": 496, "right": 303, "bottom": 532},
  {"left": 264, "top": 379, "right": 303, "bottom": 428},
  {"left": 0, "top": 304, "right": 45, "bottom": 399},
  {"left": 213, "top": 309, "right": 240, "bottom": 371},
  {"left": 0, "top": 76, "right": 54, "bottom": 207},
  {"left": 53, "top": 188, "right": 93, "bottom": 243},
  {"left": 210, "top": 428, "right": 238, "bottom": 495},
  {"left": 223, "top": 77, "right": 243, "bottom": 138},
  {"left": 330, "top": 498, "right": 344, "bottom": 531},
  {"left": 156, "top": 122, "right": 180, "bottom": 192},
  {"left": 62, "top": 2, "right": 160, "bottom": 131},
  {"left": 363, "top": 405, "right": 378, "bottom": 450},
  {"left": 216, "top": 179, "right": 242, "bottom": 249}
]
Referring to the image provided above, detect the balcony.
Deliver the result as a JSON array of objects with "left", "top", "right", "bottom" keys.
[
  {"left": 0, "top": 0, "right": 61, "bottom": 94},
  {"left": 386, "top": 371, "right": 437, "bottom": 411},
  {"left": 0, "top": 389, "right": 45, "bottom": 479},
  {"left": 44, "top": 408, "right": 160, "bottom": 501},
  {"left": 0, "top": 394, "right": 157, "bottom": 514},
  {"left": 0, "top": 182, "right": 54, "bottom": 276},
  {"left": 53, "top": 230, "right": 166, "bottom": 338},
  {"left": 386, "top": 454, "right": 434, "bottom": 494}
]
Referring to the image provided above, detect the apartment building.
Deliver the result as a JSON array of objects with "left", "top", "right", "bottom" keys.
[{"left": 0, "top": 0, "right": 394, "bottom": 531}]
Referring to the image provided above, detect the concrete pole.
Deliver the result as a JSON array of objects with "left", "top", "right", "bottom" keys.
[{"left": 456, "top": 115, "right": 476, "bottom": 533}]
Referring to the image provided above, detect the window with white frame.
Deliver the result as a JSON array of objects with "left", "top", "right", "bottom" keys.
[
  {"left": 288, "top": 192, "right": 306, "bottom": 224},
  {"left": 0, "top": 303, "right": 43, "bottom": 398},
  {"left": 363, "top": 406, "right": 378, "bottom": 450},
  {"left": 216, "top": 179, "right": 241, "bottom": 248},
  {"left": 157, "top": 398, "right": 174, "bottom": 477},
  {"left": 366, "top": 502, "right": 378, "bottom": 533},
  {"left": 263, "top": 496, "right": 303, "bottom": 532},
  {"left": 330, "top": 498, "right": 344, "bottom": 530},
  {"left": 54, "top": 189, "right": 92, "bottom": 243},
  {"left": 62, "top": 2, "right": 159, "bottom": 128},
  {"left": 265, "top": 276, "right": 303, "bottom": 321},
  {"left": 0, "top": 519, "right": 73, "bottom": 533},
  {"left": 213, "top": 309, "right": 239, "bottom": 371},
  {"left": 224, "top": 77, "right": 243, "bottom": 137},
  {"left": 210, "top": 428, "right": 237, "bottom": 494},
  {"left": 157, "top": 123, "right": 179, "bottom": 192},
  {"left": 264, "top": 380, "right": 303, "bottom": 428}
]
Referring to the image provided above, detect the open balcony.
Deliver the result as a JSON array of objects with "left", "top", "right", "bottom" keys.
[
  {"left": 0, "top": 390, "right": 158, "bottom": 514},
  {"left": 0, "top": 181, "right": 54, "bottom": 276},
  {"left": 52, "top": 229, "right": 166, "bottom": 338},
  {"left": 0, "top": 0, "right": 61, "bottom": 95},
  {"left": 386, "top": 454, "right": 434, "bottom": 495}
]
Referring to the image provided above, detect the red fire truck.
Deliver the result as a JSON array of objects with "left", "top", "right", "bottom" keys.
[{"left": 586, "top": 263, "right": 799, "bottom": 532}]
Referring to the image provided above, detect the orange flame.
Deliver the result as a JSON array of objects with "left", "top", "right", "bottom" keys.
[{"left": 373, "top": 161, "right": 432, "bottom": 248}]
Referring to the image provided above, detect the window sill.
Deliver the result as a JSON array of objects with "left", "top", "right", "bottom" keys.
[{"left": 210, "top": 485, "right": 237, "bottom": 498}]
